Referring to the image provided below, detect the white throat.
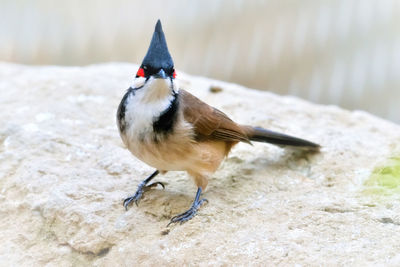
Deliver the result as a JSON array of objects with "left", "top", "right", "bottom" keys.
[{"left": 124, "top": 77, "right": 178, "bottom": 139}]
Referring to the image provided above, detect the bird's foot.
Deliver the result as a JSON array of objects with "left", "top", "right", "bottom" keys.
[
  {"left": 123, "top": 181, "right": 165, "bottom": 210},
  {"left": 168, "top": 198, "right": 208, "bottom": 226}
]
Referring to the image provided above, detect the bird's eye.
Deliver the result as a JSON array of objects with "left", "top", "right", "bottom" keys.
[
  {"left": 136, "top": 67, "right": 145, "bottom": 78},
  {"left": 172, "top": 69, "right": 177, "bottom": 79}
]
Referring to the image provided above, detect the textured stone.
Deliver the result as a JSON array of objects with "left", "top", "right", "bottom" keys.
[{"left": 0, "top": 63, "right": 400, "bottom": 266}]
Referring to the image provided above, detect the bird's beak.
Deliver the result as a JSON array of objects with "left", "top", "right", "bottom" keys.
[{"left": 153, "top": 69, "right": 167, "bottom": 79}]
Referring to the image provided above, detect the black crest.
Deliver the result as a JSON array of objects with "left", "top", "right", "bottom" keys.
[{"left": 142, "top": 20, "right": 174, "bottom": 71}]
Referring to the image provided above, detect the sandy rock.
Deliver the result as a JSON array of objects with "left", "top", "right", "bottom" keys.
[{"left": 0, "top": 62, "right": 400, "bottom": 266}]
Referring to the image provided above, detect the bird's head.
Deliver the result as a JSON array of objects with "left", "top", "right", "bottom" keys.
[{"left": 133, "top": 20, "right": 177, "bottom": 99}]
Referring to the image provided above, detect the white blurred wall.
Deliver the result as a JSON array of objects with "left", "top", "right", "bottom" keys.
[{"left": 1, "top": 0, "right": 399, "bottom": 123}]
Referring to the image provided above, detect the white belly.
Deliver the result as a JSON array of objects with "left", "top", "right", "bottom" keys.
[
  {"left": 121, "top": 129, "right": 228, "bottom": 177},
  {"left": 123, "top": 131, "right": 196, "bottom": 171}
]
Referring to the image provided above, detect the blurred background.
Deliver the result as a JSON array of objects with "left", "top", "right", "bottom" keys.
[{"left": 1, "top": 0, "right": 399, "bottom": 123}]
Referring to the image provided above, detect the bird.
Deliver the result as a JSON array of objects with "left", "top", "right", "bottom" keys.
[{"left": 116, "top": 20, "right": 320, "bottom": 226}]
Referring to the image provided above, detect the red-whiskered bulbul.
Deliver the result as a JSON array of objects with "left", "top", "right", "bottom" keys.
[{"left": 117, "top": 20, "right": 320, "bottom": 226}]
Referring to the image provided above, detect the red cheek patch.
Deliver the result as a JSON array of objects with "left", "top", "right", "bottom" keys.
[
  {"left": 173, "top": 70, "right": 176, "bottom": 79},
  {"left": 136, "top": 68, "right": 145, "bottom": 77}
]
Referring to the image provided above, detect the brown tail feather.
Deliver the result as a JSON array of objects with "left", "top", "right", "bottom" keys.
[{"left": 243, "top": 126, "right": 320, "bottom": 151}]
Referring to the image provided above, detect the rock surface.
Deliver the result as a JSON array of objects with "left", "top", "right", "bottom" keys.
[{"left": 0, "top": 62, "right": 400, "bottom": 266}]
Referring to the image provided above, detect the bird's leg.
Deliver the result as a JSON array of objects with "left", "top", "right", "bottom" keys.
[
  {"left": 168, "top": 187, "right": 208, "bottom": 226},
  {"left": 123, "top": 170, "right": 164, "bottom": 210}
]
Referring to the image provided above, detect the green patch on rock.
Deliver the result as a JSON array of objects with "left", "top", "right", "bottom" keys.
[{"left": 363, "top": 157, "right": 400, "bottom": 196}]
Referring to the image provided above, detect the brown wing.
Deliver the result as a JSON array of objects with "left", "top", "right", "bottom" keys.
[{"left": 180, "top": 89, "right": 250, "bottom": 143}]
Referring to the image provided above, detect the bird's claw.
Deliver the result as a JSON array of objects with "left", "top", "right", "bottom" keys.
[
  {"left": 123, "top": 181, "right": 165, "bottom": 210},
  {"left": 167, "top": 198, "right": 208, "bottom": 226},
  {"left": 147, "top": 181, "right": 165, "bottom": 189},
  {"left": 123, "top": 189, "right": 143, "bottom": 210}
]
